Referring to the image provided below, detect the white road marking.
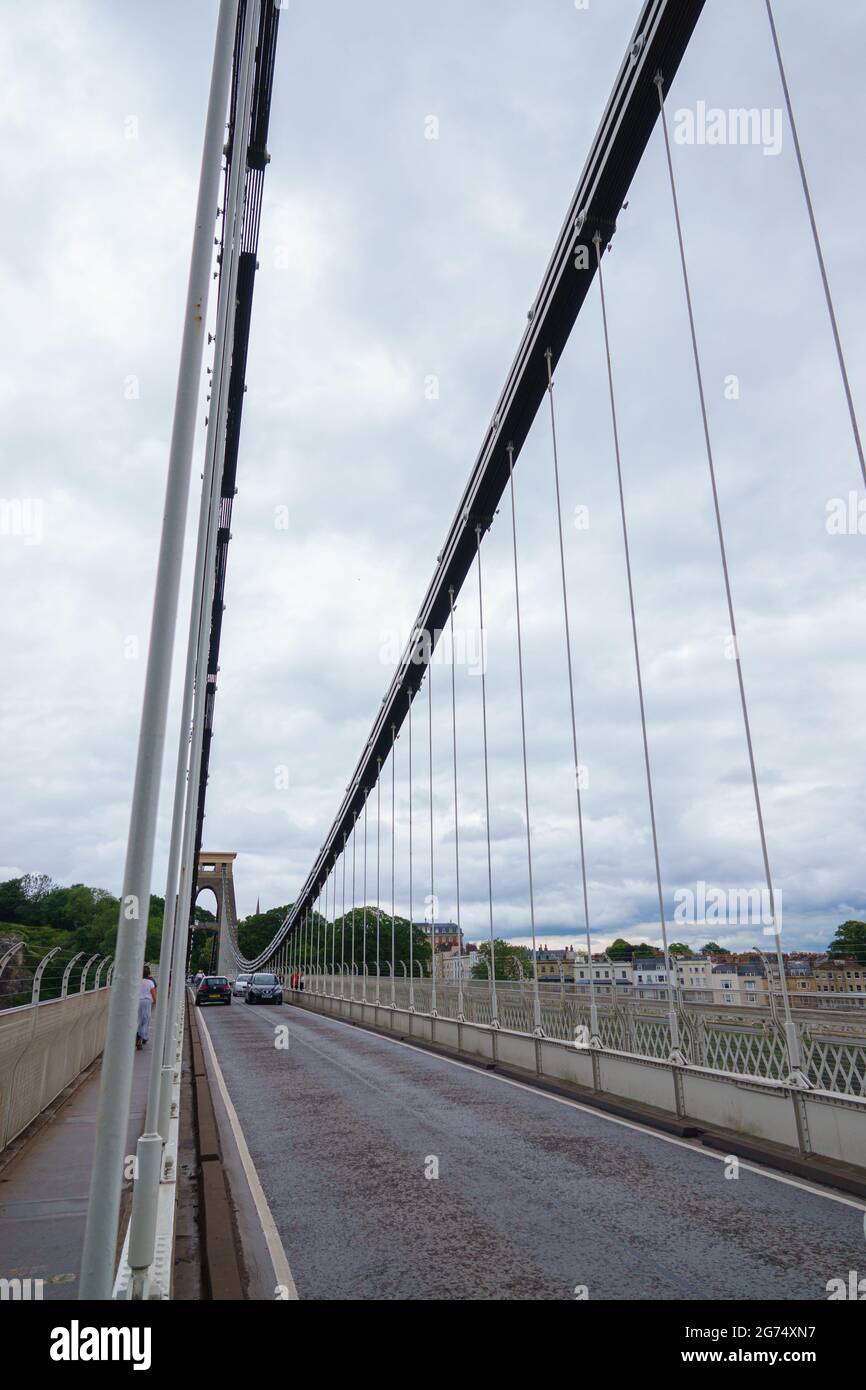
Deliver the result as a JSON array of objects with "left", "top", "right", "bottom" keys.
[
  {"left": 196, "top": 1007, "right": 298, "bottom": 1300},
  {"left": 290, "top": 999, "right": 866, "bottom": 1215}
]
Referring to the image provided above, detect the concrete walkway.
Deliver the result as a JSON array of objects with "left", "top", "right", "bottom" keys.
[{"left": 0, "top": 1045, "right": 151, "bottom": 1300}]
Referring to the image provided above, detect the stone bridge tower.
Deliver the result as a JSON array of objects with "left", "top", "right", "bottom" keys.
[{"left": 195, "top": 852, "right": 238, "bottom": 978}]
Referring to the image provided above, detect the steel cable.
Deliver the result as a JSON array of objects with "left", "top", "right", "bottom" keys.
[
  {"left": 544, "top": 351, "right": 598, "bottom": 1037},
  {"left": 593, "top": 233, "right": 681, "bottom": 1055},
  {"left": 506, "top": 443, "right": 542, "bottom": 1033},
  {"left": 764, "top": 1, "right": 865, "bottom": 491},
  {"left": 475, "top": 525, "right": 498, "bottom": 1024},
  {"left": 655, "top": 76, "right": 801, "bottom": 1066}
]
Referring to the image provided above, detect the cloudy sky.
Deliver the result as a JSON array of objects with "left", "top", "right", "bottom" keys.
[{"left": 2, "top": 0, "right": 864, "bottom": 959}]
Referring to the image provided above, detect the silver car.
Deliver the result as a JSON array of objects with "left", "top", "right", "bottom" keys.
[{"left": 232, "top": 972, "right": 252, "bottom": 998}]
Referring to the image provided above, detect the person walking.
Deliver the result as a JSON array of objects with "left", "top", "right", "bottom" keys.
[{"left": 136, "top": 965, "right": 157, "bottom": 1051}]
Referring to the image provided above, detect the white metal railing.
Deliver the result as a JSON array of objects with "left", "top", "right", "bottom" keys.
[
  {"left": 291, "top": 984, "right": 866, "bottom": 1168},
  {"left": 0, "top": 981, "right": 112, "bottom": 1150},
  {"left": 286, "top": 971, "right": 866, "bottom": 1097}
]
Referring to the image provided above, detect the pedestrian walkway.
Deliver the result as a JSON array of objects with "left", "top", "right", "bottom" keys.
[{"left": 0, "top": 1046, "right": 150, "bottom": 1301}]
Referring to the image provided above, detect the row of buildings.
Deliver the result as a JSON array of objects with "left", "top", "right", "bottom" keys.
[{"left": 427, "top": 927, "right": 865, "bottom": 1009}]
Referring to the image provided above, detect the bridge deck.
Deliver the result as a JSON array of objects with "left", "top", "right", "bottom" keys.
[{"left": 200, "top": 1001, "right": 864, "bottom": 1301}]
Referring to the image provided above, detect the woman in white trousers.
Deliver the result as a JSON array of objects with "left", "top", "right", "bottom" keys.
[{"left": 136, "top": 965, "right": 157, "bottom": 1050}]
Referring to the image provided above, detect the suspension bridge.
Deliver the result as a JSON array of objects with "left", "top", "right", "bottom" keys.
[{"left": 2, "top": 0, "right": 865, "bottom": 1306}]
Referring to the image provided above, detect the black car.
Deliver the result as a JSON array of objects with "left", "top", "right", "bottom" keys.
[
  {"left": 195, "top": 975, "right": 232, "bottom": 1006},
  {"left": 245, "top": 972, "right": 283, "bottom": 1005}
]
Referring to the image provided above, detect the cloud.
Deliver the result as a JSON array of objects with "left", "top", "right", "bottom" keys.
[{"left": 2, "top": 0, "right": 864, "bottom": 960}]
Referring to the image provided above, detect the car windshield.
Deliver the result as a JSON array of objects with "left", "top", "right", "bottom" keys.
[
  {"left": 237, "top": 974, "right": 251, "bottom": 981},
  {"left": 252, "top": 974, "right": 277, "bottom": 984},
  {"left": 204, "top": 977, "right": 227, "bottom": 985}
]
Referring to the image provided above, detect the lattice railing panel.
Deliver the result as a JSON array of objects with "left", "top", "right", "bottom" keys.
[
  {"left": 297, "top": 977, "right": 866, "bottom": 1095},
  {"left": 802, "top": 1034, "right": 866, "bottom": 1096}
]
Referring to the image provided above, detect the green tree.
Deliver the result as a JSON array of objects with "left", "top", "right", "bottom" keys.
[
  {"left": 607, "top": 937, "right": 635, "bottom": 961},
  {"left": 0, "top": 873, "right": 56, "bottom": 926},
  {"left": 235, "top": 905, "right": 432, "bottom": 978},
  {"left": 701, "top": 941, "right": 726, "bottom": 955},
  {"left": 305, "top": 909, "right": 431, "bottom": 977},
  {"left": 20, "top": 873, "right": 55, "bottom": 917},
  {"left": 471, "top": 939, "right": 534, "bottom": 981},
  {"left": 76, "top": 890, "right": 121, "bottom": 955},
  {"left": 41, "top": 884, "right": 100, "bottom": 934},
  {"left": 237, "top": 903, "right": 293, "bottom": 961},
  {"left": 828, "top": 921, "right": 866, "bottom": 963},
  {"left": 667, "top": 942, "right": 692, "bottom": 957},
  {"left": 0, "top": 877, "right": 28, "bottom": 922},
  {"left": 0, "top": 873, "right": 223, "bottom": 983}
]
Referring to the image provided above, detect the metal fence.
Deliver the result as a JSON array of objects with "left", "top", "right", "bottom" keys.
[
  {"left": 291, "top": 971, "right": 866, "bottom": 1098},
  {"left": 0, "top": 945, "right": 113, "bottom": 1150}
]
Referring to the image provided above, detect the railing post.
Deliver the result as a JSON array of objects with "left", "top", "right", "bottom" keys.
[
  {"left": 79, "top": 954, "right": 100, "bottom": 993},
  {"left": 79, "top": 0, "right": 241, "bottom": 1301},
  {"left": 61, "top": 952, "right": 85, "bottom": 1000},
  {"left": 0, "top": 940, "right": 23, "bottom": 981},
  {"left": 32, "top": 949, "right": 61, "bottom": 1004}
]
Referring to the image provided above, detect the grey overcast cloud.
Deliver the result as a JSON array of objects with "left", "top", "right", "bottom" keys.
[{"left": 1, "top": 0, "right": 864, "bottom": 957}]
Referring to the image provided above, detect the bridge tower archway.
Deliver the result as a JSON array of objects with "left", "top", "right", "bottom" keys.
[{"left": 195, "top": 852, "right": 238, "bottom": 978}]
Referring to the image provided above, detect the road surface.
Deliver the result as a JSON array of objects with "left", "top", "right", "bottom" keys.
[{"left": 200, "top": 999, "right": 864, "bottom": 1300}]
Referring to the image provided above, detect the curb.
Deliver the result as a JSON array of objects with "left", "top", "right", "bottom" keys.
[{"left": 187, "top": 999, "right": 245, "bottom": 1298}]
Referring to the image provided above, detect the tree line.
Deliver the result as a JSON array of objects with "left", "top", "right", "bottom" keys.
[
  {"left": 0, "top": 873, "right": 214, "bottom": 964},
  {"left": 237, "top": 904, "right": 433, "bottom": 975},
  {"left": 3, "top": 871, "right": 863, "bottom": 972}
]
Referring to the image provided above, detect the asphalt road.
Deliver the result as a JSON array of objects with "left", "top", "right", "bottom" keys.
[{"left": 201, "top": 999, "right": 865, "bottom": 1301}]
